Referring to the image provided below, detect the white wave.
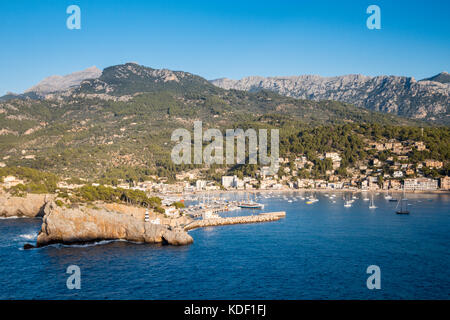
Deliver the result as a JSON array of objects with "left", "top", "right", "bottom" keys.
[
  {"left": 0, "top": 215, "right": 25, "bottom": 219},
  {"left": 19, "top": 233, "right": 38, "bottom": 240},
  {"left": 50, "top": 239, "right": 131, "bottom": 248}
]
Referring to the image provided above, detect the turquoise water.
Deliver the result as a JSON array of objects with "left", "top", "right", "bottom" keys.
[{"left": 0, "top": 192, "right": 449, "bottom": 299}]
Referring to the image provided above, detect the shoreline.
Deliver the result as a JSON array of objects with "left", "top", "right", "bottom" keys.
[{"left": 170, "top": 188, "right": 450, "bottom": 197}]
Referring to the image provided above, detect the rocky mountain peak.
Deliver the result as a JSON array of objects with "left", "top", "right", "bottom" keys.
[
  {"left": 77, "top": 63, "right": 214, "bottom": 96},
  {"left": 421, "top": 71, "right": 450, "bottom": 84},
  {"left": 25, "top": 66, "right": 102, "bottom": 95}
]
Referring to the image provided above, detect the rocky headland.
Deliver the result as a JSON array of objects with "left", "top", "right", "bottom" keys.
[{"left": 35, "top": 201, "right": 193, "bottom": 247}]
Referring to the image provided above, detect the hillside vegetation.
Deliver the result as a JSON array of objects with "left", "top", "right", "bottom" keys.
[{"left": 0, "top": 63, "right": 446, "bottom": 183}]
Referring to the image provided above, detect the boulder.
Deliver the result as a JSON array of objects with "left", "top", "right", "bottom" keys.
[{"left": 162, "top": 228, "right": 194, "bottom": 245}]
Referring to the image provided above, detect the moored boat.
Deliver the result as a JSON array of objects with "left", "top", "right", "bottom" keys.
[{"left": 396, "top": 188, "right": 410, "bottom": 214}]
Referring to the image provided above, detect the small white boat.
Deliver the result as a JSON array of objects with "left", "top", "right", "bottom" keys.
[{"left": 369, "top": 195, "right": 377, "bottom": 209}]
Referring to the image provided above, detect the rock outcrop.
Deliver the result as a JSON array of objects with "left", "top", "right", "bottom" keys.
[
  {"left": 0, "top": 193, "right": 54, "bottom": 217},
  {"left": 36, "top": 201, "right": 193, "bottom": 247}
]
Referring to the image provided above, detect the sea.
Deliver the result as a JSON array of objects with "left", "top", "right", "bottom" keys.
[{"left": 0, "top": 191, "right": 449, "bottom": 299}]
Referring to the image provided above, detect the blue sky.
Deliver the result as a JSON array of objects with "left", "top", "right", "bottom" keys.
[{"left": 0, "top": 0, "right": 449, "bottom": 95}]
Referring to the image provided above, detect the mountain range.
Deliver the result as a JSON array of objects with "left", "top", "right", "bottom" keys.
[
  {"left": 4, "top": 66, "right": 448, "bottom": 124},
  {"left": 211, "top": 72, "right": 450, "bottom": 123}
]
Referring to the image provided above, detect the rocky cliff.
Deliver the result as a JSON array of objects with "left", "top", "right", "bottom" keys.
[
  {"left": 0, "top": 193, "right": 54, "bottom": 217},
  {"left": 36, "top": 201, "right": 193, "bottom": 247},
  {"left": 211, "top": 74, "right": 450, "bottom": 123}
]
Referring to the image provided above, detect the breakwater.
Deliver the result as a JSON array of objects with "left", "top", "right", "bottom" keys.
[{"left": 184, "top": 211, "right": 286, "bottom": 231}]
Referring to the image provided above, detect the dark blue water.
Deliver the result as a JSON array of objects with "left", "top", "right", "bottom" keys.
[{"left": 1, "top": 192, "right": 449, "bottom": 299}]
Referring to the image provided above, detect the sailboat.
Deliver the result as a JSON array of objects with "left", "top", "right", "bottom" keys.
[
  {"left": 344, "top": 194, "right": 352, "bottom": 207},
  {"left": 389, "top": 190, "right": 398, "bottom": 202},
  {"left": 384, "top": 190, "right": 392, "bottom": 200},
  {"left": 395, "top": 188, "right": 409, "bottom": 214},
  {"left": 369, "top": 194, "right": 377, "bottom": 209},
  {"left": 238, "top": 192, "right": 264, "bottom": 209},
  {"left": 309, "top": 193, "right": 319, "bottom": 203}
]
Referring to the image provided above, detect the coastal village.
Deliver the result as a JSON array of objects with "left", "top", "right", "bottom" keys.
[
  {"left": 0, "top": 135, "right": 448, "bottom": 225},
  {"left": 1, "top": 138, "right": 448, "bottom": 198},
  {"left": 29, "top": 138, "right": 450, "bottom": 194}
]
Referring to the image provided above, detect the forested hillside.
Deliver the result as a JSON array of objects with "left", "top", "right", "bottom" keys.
[{"left": 0, "top": 63, "right": 445, "bottom": 183}]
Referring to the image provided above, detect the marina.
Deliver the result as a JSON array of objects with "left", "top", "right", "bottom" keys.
[{"left": 164, "top": 189, "right": 425, "bottom": 219}]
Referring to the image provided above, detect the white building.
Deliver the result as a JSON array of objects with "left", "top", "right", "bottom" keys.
[
  {"left": 325, "top": 152, "right": 341, "bottom": 162},
  {"left": 202, "top": 210, "right": 220, "bottom": 220},
  {"left": 393, "top": 171, "right": 404, "bottom": 178},
  {"left": 361, "top": 180, "right": 369, "bottom": 190},
  {"left": 404, "top": 178, "right": 438, "bottom": 191},
  {"left": 222, "top": 176, "right": 236, "bottom": 188},
  {"left": 2, "top": 176, "right": 24, "bottom": 188},
  {"left": 296, "top": 179, "right": 315, "bottom": 189},
  {"left": 327, "top": 182, "right": 344, "bottom": 189},
  {"left": 260, "top": 165, "right": 278, "bottom": 177},
  {"left": 196, "top": 180, "right": 207, "bottom": 191},
  {"left": 235, "top": 178, "right": 245, "bottom": 189},
  {"left": 164, "top": 207, "right": 180, "bottom": 217}
]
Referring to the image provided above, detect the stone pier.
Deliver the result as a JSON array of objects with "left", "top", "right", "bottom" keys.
[{"left": 184, "top": 211, "right": 286, "bottom": 231}]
